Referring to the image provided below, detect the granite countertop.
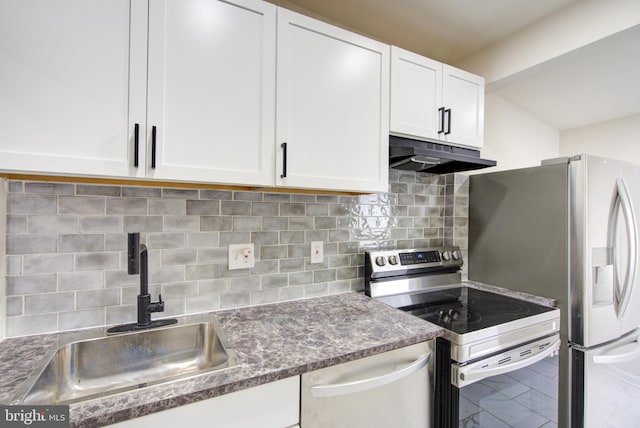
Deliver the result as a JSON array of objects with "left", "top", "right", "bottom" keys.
[{"left": 0, "top": 292, "right": 443, "bottom": 427}]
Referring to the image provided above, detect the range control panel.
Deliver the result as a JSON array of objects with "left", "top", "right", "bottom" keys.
[{"left": 366, "top": 246, "right": 463, "bottom": 276}]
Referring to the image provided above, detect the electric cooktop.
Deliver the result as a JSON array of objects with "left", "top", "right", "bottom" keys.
[{"left": 383, "top": 286, "right": 557, "bottom": 335}]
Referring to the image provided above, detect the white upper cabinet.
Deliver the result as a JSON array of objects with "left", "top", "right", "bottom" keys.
[
  {"left": 0, "top": 0, "right": 145, "bottom": 178},
  {"left": 146, "top": 0, "right": 276, "bottom": 186},
  {"left": 0, "top": 0, "right": 276, "bottom": 186},
  {"left": 390, "top": 49, "right": 443, "bottom": 142},
  {"left": 441, "top": 64, "right": 485, "bottom": 148},
  {"left": 1, "top": 0, "right": 389, "bottom": 192},
  {"left": 390, "top": 46, "right": 484, "bottom": 149},
  {"left": 276, "top": 8, "right": 389, "bottom": 193}
]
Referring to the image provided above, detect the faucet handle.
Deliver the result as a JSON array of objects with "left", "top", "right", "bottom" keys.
[{"left": 146, "top": 294, "right": 165, "bottom": 313}]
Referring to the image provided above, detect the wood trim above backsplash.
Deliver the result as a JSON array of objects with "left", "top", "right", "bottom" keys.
[{"left": 0, "top": 173, "right": 365, "bottom": 196}]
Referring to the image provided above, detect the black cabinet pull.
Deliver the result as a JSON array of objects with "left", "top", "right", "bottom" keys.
[
  {"left": 151, "top": 125, "right": 157, "bottom": 169},
  {"left": 133, "top": 123, "right": 139, "bottom": 167},
  {"left": 445, "top": 109, "right": 452, "bottom": 135},
  {"left": 281, "top": 142, "right": 287, "bottom": 178},
  {"left": 438, "top": 107, "right": 445, "bottom": 134}
]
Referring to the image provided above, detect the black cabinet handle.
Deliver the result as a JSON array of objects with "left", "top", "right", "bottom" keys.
[
  {"left": 438, "top": 107, "right": 445, "bottom": 134},
  {"left": 281, "top": 142, "right": 287, "bottom": 178},
  {"left": 133, "top": 123, "right": 139, "bottom": 167},
  {"left": 151, "top": 126, "right": 157, "bottom": 169},
  {"left": 445, "top": 109, "right": 452, "bottom": 135}
]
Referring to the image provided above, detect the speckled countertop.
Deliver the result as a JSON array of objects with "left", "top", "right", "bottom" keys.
[{"left": 0, "top": 292, "right": 442, "bottom": 427}]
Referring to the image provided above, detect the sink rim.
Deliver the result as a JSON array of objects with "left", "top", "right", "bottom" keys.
[{"left": 12, "top": 314, "right": 238, "bottom": 405}]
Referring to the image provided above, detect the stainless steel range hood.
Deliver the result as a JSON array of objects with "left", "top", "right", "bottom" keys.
[{"left": 389, "top": 136, "right": 496, "bottom": 174}]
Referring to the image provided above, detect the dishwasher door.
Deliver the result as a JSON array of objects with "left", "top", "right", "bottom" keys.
[{"left": 301, "top": 341, "right": 433, "bottom": 428}]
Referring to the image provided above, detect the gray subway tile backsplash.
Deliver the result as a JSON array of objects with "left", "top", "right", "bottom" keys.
[
  {"left": 8, "top": 194, "right": 57, "bottom": 214},
  {"left": 28, "top": 215, "right": 77, "bottom": 234},
  {"left": 23, "top": 254, "right": 74, "bottom": 275},
  {"left": 3, "top": 171, "right": 469, "bottom": 337}
]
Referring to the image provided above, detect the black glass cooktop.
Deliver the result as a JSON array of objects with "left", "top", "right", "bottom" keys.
[{"left": 396, "top": 287, "right": 555, "bottom": 335}]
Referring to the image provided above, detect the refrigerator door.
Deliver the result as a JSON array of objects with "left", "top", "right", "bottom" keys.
[
  {"left": 571, "top": 155, "right": 640, "bottom": 347},
  {"left": 570, "top": 328, "right": 640, "bottom": 427}
]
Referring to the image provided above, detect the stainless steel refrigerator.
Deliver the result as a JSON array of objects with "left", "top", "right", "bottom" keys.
[{"left": 468, "top": 154, "right": 640, "bottom": 427}]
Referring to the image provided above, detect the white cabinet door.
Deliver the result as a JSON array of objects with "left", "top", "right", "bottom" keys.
[
  {"left": 146, "top": 0, "right": 276, "bottom": 186},
  {"left": 0, "top": 0, "right": 147, "bottom": 178},
  {"left": 276, "top": 8, "right": 389, "bottom": 193},
  {"left": 390, "top": 47, "right": 484, "bottom": 149},
  {"left": 111, "top": 376, "right": 300, "bottom": 428},
  {"left": 442, "top": 64, "right": 484, "bottom": 148},
  {"left": 390, "top": 47, "right": 442, "bottom": 142}
]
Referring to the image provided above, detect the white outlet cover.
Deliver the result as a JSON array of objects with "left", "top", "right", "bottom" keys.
[
  {"left": 310, "top": 241, "right": 323, "bottom": 263},
  {"left": 229, "top": 243, "right": 255, "bottom": 270}
]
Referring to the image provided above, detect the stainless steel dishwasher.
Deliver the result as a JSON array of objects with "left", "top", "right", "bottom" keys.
[{"left": 300, "top": 341, "right": 433, "bottom": 428}]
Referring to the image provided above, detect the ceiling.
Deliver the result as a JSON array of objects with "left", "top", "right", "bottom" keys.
[{"left": 273, "top": 0, "right": 640, "bottom": 131}]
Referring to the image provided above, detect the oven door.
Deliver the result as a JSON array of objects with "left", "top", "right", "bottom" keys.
[{"left": 448, "top": 334, "right": 560, "bottom": 427}]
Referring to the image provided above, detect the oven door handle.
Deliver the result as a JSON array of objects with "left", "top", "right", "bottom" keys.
[
  {"left": 454, "top": 337, "right": 560, "bottom": 388},
  {"left": 310, "top": 353, "right": 430, "bottom": 398}
]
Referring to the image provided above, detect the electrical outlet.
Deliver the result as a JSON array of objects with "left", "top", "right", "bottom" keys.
[
  {"left": 229, "top": 243, "right": 255, "bottom": 270},
  {"left": 310, "top": 241, "right": 323, "bottom": 263}
]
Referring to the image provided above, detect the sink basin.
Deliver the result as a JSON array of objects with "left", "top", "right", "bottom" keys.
[{"left": 14, "top": 321, "right": 237, "bottom": 405}]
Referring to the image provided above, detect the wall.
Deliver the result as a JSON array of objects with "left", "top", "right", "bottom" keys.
[
  {"left": 0, "top": 181, "right": 5, "bottom": 340},
  {"left": 559, "top": 113, "right": 640, "bottom": 163},
  {"left": 471, "top": 94, "right": 560, "bottom": 173},
  {"left": 459, "top": 0, "right": 640, "bottom": 87},
  {"left": 3, "top": 170, "right": 467, "bottom": 337}
]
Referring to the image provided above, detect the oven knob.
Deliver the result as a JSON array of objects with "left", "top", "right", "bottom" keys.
[
  {"left": 442, "top": 251, "right": 451, "bottom": 261},
  {"left": 375, "top": 256, "right": 386, "bottom": 267},
  {"left": 452, "top": 250, "right": 461, "bottom": 260},
  {"left": 388, "top": 255, "right": 398, "bottom": 265}
]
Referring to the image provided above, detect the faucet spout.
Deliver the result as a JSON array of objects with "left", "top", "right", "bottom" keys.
[{"left": 139, "top": 240, "right": 149, "bottom": 296}]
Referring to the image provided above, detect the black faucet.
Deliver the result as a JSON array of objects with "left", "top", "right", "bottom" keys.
[
  {"left": 128, "top": 233, "right": 165, "bottom": 326},
  {"left": 107, "top": 233, "right": 177, "bottom": 334}
]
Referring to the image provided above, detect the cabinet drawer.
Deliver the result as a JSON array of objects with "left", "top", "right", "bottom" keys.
[{"left": 112, "top": 376, "right": 300, "bottom": 428}]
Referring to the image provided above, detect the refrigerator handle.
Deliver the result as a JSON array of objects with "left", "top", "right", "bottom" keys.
[
  {"left": 608, "top": 177, "right": 638, "bottom": 320},
  {"left": 593, "top": 333, "right": 640, "bottom": 365}
]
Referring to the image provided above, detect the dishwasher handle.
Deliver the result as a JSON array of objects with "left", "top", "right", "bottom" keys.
[{"left": 309, "top": 353, "right": 430, "bottom": 398}]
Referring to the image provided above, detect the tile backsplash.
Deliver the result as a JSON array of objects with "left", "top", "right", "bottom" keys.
[{"left": 3, "top": 170, "right": 469, "bottom": 337}]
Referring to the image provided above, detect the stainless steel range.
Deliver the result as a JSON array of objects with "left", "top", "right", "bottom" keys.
[{"left": 365, "top": 247, "right": 561, "bottom": 427}]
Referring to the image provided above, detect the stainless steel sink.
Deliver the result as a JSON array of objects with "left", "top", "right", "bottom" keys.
[{"left": 13, "top": 320, "right": 237, "bottom": 405}]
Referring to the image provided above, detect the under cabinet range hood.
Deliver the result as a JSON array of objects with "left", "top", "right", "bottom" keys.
[{"left": 389, "top": 136, "right": 496, "bottom": 174}]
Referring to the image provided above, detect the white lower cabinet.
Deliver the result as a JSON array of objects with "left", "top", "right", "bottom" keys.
[{"left": 110, "top": 376, "right": 300, "bottom": 428}]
